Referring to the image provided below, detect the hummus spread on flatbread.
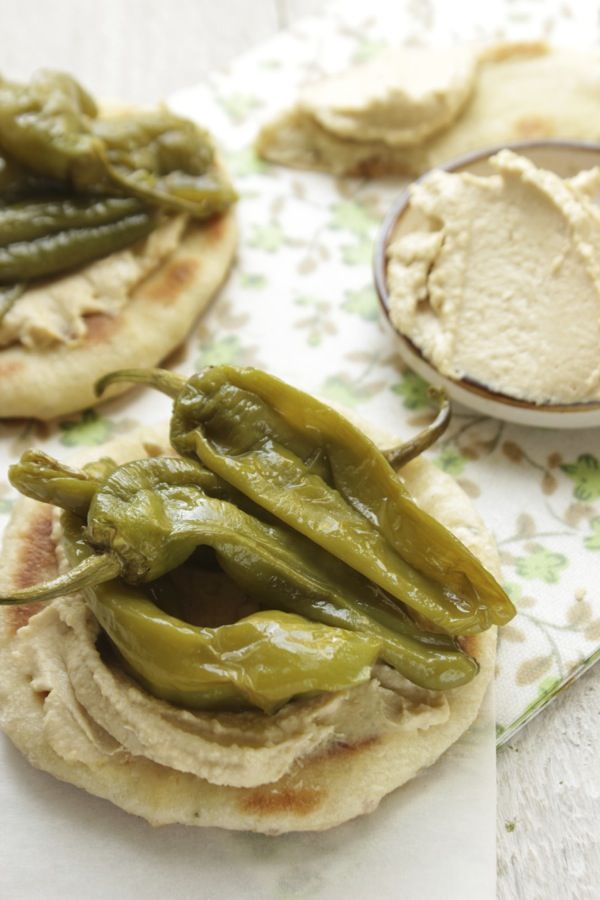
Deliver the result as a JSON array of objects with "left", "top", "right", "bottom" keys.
[
  {"left": 387, "top": 150, "right": 600, "bottom": 404},
  {"left": 0, "top": 71, "right": 237, "bottom": 420},
  {"left": 300, "top": 46, "right": 477, "bottom": 148},
  {"left": 0, "top": 215, "right": 187, "bottom": 349},
  {"left": 256, "top": 43, "right": 600, "bottom": 177},
  {"left": 0, "top": 212, "right": 237, "bottom": 420},
  {"left": 15, "top": 590, "right": 449, "bottom": 788},
  {"left": 0, "top": 424, "right": 497, "bottom": 834}
]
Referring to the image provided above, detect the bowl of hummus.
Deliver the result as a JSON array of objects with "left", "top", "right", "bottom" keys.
[{"left": 374, "top": 140, "right": 600, "bottom": 428}]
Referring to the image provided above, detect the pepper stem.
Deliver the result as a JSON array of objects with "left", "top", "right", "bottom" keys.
[
  {"left": 95, "top": 368, "right": 185, "bottom": 400},
  {"left": 384, "top": 390, "right": 451, "bottom": 469},
  {"left": 0, "top": 554, "right": 121, "bottom": 606}
]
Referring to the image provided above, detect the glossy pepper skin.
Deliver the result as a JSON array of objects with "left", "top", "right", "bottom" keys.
[
  {"left": 8, "top": 454, "right": 479, "bottom": 690},
  {"left": 93, "top": 113, "right": 237, "bottom": 217},
  {"left": 96, "top": 367, "right": 515, "bottom": 636},
  {"left": 102, "top": 367, "right": 514, "bottom": 635},
  {"left": 9, "top": 449, "right": 116, "bottom": 517},
  {"left": 0, "top": 196, "right": 149, "bottom": 245},
  {"left": 0, "top": 205, "right": 156, "bottom": 284},
  {"left": 0, "top": 71, "right": 236, "bottom": 299},
  {"left": 1, "top": 365, "right": 517, "bottom": 711},
  {"left": 60, "top": 511, "right": 382, "bottom": 714},
  {"left": 0, "top": 71, "right": 236, "bottom": 219},
  {"left": 0, "top": 152, "right": 64, "bottom": 202}
]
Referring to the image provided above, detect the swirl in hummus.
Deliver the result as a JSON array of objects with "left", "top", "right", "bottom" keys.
[{"left": 387, "top": 149, "right": 600, "bottom": 404}]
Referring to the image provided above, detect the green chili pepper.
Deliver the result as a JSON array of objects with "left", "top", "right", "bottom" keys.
[
  {"left": 0, "top": 71, "right": 101, "bottom": 184},
  {"left": 0, "top": 196, "right": 149, "bottom": 246},
  {"left": 0, "top": 152, "right": 64, "bottom": 202},
  {"left": 0, "top": 71, "right": 236, "bottom": 220},
  {"left": 95, "top": 595, "right": 381, "bottom": 713},
  {"left": 0, "top": 208, "right": 156, "bottom": 283},
  {"left": 2, "top": 366, "right": 516, "bottom": 707},
  {"left": 94, "top": 113, "right": 237, "bottom": 217},
  {"left": 3, "top": 453, "right": 479, "bottom": 689},
  {"left": 0, "top": 71, "right": 236, "bottom": 313},
  {"left": 98, "top": 367, "right": 514, "bottom": 635},
  {"left": 46, "top": 510, "right": 383, "bottom": 713},
  {"left": 9, "top": 449, "right": 117, "bottom": 517}
]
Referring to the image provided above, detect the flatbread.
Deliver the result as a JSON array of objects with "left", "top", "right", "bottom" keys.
[
  {"left": 256, "top": 43, "right": 600, "bottom": 177},
  {"left": 0, "top": 213, "right": 237, "bottom": 420},
  {"left": 0, "top": 426, "right": 496, "bottom": 834}
]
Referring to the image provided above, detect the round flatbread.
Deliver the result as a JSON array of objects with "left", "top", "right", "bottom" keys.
[
  {"left": 0, "top": 426, "right": 497, "bottom": 834},
  {"left": 257, "top": 43, "right": 600, "bottom": 177},
  {"left": 0, "top": 214, "right": 237, "bottom": 420}
]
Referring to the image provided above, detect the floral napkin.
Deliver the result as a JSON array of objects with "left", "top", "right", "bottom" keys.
[{"left": 1, "top": 0, "right": 599, "bottom": 747}]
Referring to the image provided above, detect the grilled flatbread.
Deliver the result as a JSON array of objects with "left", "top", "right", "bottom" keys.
[
  {"left": 0, "top": 425, "right": 496, "bottom": 834},
  {"left": 0, "top": 214, "right": 236, "bottom": 420},
  {"left": 256, "top": 43, "right": 600, "bottom": 177}
]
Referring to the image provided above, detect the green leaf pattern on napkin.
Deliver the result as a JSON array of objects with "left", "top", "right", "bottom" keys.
[
  {"left": 561, "top": 454, "right": 600, "bottom": 501},
  {"left": 515, "top": 547, "right": 568, "bottom": 584},
  {"left": 59, "top": 410, "right": 113, "bottom": 447}
]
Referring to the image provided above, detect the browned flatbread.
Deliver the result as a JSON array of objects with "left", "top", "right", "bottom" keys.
[
  {"left": 0, "top": 428, "right": 496, "bottom": 834},
  {"left": 0, "top": 214, "right": 236, "bottom": 420}
]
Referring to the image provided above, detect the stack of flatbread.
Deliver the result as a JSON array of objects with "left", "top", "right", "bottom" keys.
[{"left": 257, "top": 43, "right": 600, "bottom": 176}]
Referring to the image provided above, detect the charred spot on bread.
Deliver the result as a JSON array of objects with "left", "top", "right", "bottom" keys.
[
  {"left": 85, "top": 313, "right": 122, "bottom": 343},
  {"left": 6, "top": 600, "right": 47, "bottom": 634},
  {"left": 15, "top": 507, "right": 56, "bottom": 590},
  {"left": 315, "top": 736, "right": 379, "bottom": 762},
  {"left": 0, "top": 358, "right": 25, "bottom": 379},
  {"left": 143, "top": 257, "right": 199, "bottom": 303},
  {"left": 205, "top": 215, "right": 228, "bottom": 245},
  {"left": 239, "top": 785, "right": 324, "bottom": 817},
  {"left": 6, "top": 506, "right": 57, "bottom": 633}
]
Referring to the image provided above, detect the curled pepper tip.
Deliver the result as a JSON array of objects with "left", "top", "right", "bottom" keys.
[
  {"left": 95, "top": 368, "right": 185, "bottom": 400},
  {"left": 0, "top": 553, "right": 121, "bottom": 606}
]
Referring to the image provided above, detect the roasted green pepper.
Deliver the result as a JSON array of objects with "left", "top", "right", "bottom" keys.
[
  {"left": 0, "top": 206, "right": 156, "bottom": 283},
  {"left": 59, "top": 510, "right": 383, "bottom": 713},
  {"left": 0, "top": 71, "right": 236, "bottom": 219},
  {"left": 94, "top": 112, "right": 237, "bottom": 217},
  {"left": 0, "top": 70, "right": 236, "bottom": 314},
  {"left": 0, "top": 196, "right": 150, "bottom": 246},
  {"left": 2, "top": 366, "right": 516, "bottom": 711},
  {"left": 95, "top": 599, "right": 381, "bottom": 713},
  {"left": 0, "top": 152, "right": 63, "bottom": 202},
  {"left": 98, "top": 367, "right": 515, "bottom": 635},
  {"left": 7, "top": 454, "right": 479, "bottom": 689},
  {"left": 8, "top": 449, "right": 117, "bottom": 517},
  {"left": 0, "top": 71, "right": 100, "bottom": 184}
]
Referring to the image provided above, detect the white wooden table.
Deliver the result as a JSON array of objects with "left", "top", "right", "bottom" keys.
[{"left": 1, "top": 1, "right": 598, "bottom": 896}]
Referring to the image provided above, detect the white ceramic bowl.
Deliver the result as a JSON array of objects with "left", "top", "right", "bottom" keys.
[{"left": 373, "top": 140, "right": 600, "bottom": 429}]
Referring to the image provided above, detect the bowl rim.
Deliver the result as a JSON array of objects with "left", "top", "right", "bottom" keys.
[{"left": 373, "top": 138, "right": 600, "bottom": 416}]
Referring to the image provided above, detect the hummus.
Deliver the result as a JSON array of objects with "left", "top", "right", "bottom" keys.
[
  {"left": 13, "top": 595, "right": 449, "bottom": 789},
  {"left": 0, "top": 214, "right": 187, "bottom": 350},
  {"left": 300, "top": 46, "right": 478, "bottom": 148},
  {"left": 0, "top": 503, "right": 450, "bottom": 791},
  {"left": 257, "top": 43, "right": 600, "bottom": 178},
  {"left": 387, "top": 150, "right": 600, "bottom": 404}
]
